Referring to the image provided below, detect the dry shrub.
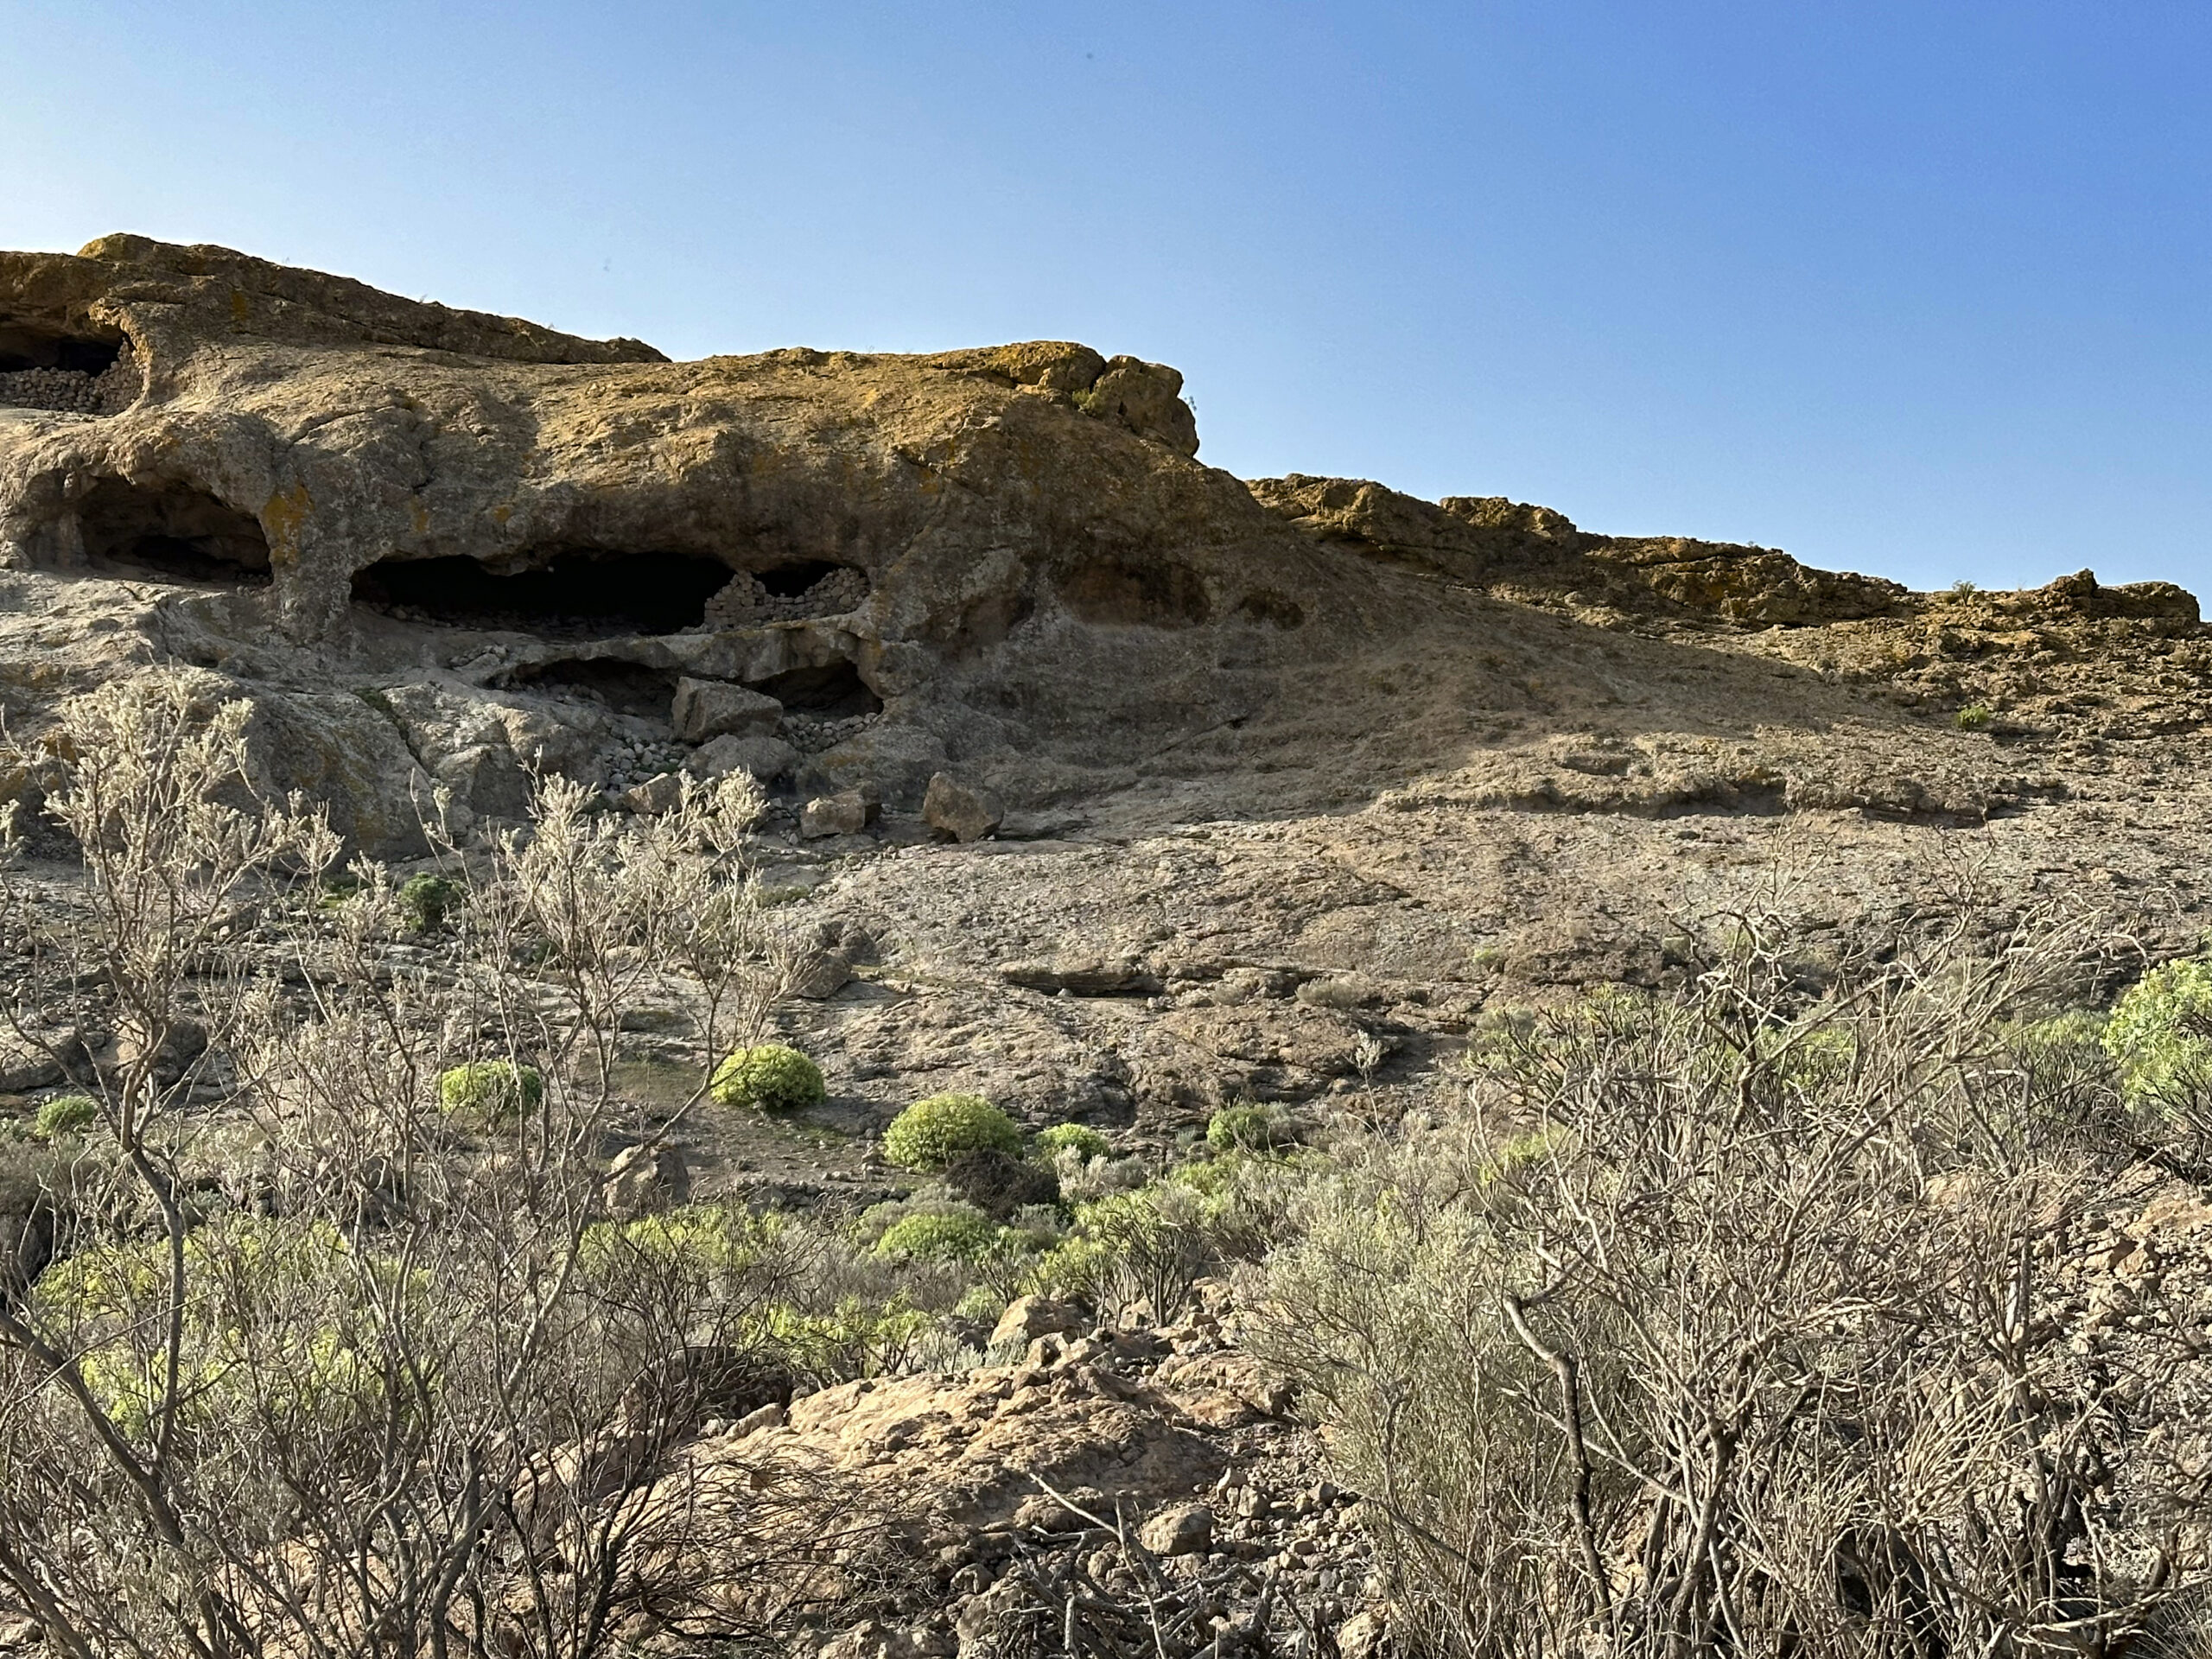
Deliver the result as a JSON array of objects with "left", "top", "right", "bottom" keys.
[
  {"left": 0, "top": 673, "right": 863, "bottom": 1658},
  {"left": 1254, "top": 896, "right": 2212, "bottom": 1656}
]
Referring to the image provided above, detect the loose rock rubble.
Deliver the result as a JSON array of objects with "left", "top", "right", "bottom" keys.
[{"left": 620, "top": 1283, "right": 1389, "bottom": 1659}]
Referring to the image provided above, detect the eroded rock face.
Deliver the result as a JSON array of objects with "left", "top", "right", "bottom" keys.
[
  {"left": 0, "top": 238, "right": 1313, "bottom": 850},
  {"left": 1248, "top": 473, "right": 1912, "bottom": 626},
  {"left": 3, "top": 234, "right": 2207, "bottom": 871}
]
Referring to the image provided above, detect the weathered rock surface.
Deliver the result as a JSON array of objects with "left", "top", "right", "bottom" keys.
[
  {"left": 10, "top": 236, "right": 2212, "bottom": 1654},
  {"left": 674, "top": 677, "right": 784, "bottom": 742},
  {"left": 10, "top": 235, "right": 2212, "bottom": 1148},
  {"left": 801, "top": 789, "right": 878, "bottom": 838},
  {"left": 16, "top": 233, "right": 2194, "bottom": 868}
]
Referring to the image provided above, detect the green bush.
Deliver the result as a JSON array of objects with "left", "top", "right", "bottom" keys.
[
  {"left": 1955, "top": 703, "right": 1993, "bottom": 731},
  {"left": 881, "top": 1093, "right": 1022, "bottom": 1171},
  {"left": 1206, "top": 1103, "right": 1283, "bottom": 1153},
  {"left": 2102, "top": 955, "right": 2212, "bottom": 1105},
  {"left": 709, "top": 1044, "right": 826, "bottom": 1113},
  {"left": 34, "top": 1217, "right": 369, "bottom": 1440},
  {"left": 873, "top": 1210, "right": 1001, "bottom": 1263},
  {"left": 35, "top": 1094, "right": 97, "bottom": 1139},
  {"left": 1035, "top": 1122, "right": 1111, "bottom": 1163},
  {"left": 397, "top": 873, "right": 465, "bottom": 933},
  {"left": 1038, "top": 1183, "right": 1216, "bottom": 1318},
  {"left": 436, "top": 1061, "right": 543, "bottom": 1129},
  {"left": 582, "top": 1202, "right": 778, "bottom": 1281}
]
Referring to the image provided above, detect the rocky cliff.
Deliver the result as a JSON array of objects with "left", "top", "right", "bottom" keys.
[{"left": 6, "top": 235, "right": 2212, "bottom": 1132}]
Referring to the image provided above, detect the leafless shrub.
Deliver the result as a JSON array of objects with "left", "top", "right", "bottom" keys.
[
  {"left": 1254, "top": 894, "right": 2212, "bottom": 1656},
  {"left": 964, "top": 1477, "right": 1325, "bottom": 1659},
  {"left": 0, "top": 673, "right": 860, "bottom": 1657}
]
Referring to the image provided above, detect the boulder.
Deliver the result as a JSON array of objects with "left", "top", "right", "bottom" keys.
[
  {"left": 816, "top": 1619, "right": 951, "bottom": 1659},
  {"left": 1138, "top": 1501, "right": 1214, "bottom": 1557},
  {"left": 115, "top": 1017, "right": 207, "bottom": 1085},
  {"left": 1338, "top": 1609, "right": 1389, "bottom": 1659},
  {"left": 0, "top": 1027, "right": 94, "bottom": 1094},
  {"left": 687, "top": 734, "right": 798, "bottom": 784},
  {"left": 620, "top": 771, "right": 685, "bottom": 815},
  {"left": 601, "top": 1142, "right": 690, "bottom": 1218},
  {"left": 728, "top": 1400, "right": 784, "bottom": 1438},
  {"left": 1001, "top": 957, "right": 1160, "bottom": 996},
  {"left": 991, "top": 1294, "right": 1085, "bottom": 1350},
  {"left": 0, "top": 1037, "right": 66, "bottom": 1095},
  {"left": 923, "top": 772, "right": 1002, "bottom": 842},
  {"left": 671, "top": 678, "right": 782, "bottom": 742},
  {"left": 799, "top": 789, "right": 878, "bottom": 838},
  {"left": 788, "top": 944, "right": 855, "bottom": 1000}
]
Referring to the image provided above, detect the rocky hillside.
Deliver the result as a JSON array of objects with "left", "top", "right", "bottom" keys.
[
  {"left": 7, "top": 235, "right": 2209, "bottom": 1144},
  {"left": 7, "top": 237, "right": 2212, "bottom": 1656}
]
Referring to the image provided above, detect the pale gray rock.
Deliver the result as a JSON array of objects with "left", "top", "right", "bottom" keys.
[
  {"left": 686, "top": 733, "right": 798, "bottom": 784},
  {"left": 729, "top": 1400, "right": 784, "bottom": 1438},
  {"left": 0, "top": 1030, "right": 73, "bottom": 1093},
  {"left": 621, "top": 771, "right": 685, "bottom": 815},
  {"left": 799, "top": 789, "right": 877, "bottom": 838},
  {"left": 114, "top": 1017, "right": 207, "bottom": 1084},
  {"left": 990, "top": 1294, "right": 1085, "bottom": 1350},
  {"left": 1138, "top": 1501, "right": 1214, "bottom": 1557},
  {"left": 601, "top": 1142, "right": 690, "bottom": 1219},
  {"left": 671, "top": 677, "right": 781, "bottom": 742}
]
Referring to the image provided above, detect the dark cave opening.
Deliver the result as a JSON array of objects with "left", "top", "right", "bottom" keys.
[
  {"left": 749, "top": 659, "right": 883, "bottom": 718},
  {"left": 1, "top": 323, "right": 135, "bottom": 415},
  {"left": 0, "top": 323, "right": 124, "bottom": 376},
  {"left": 506, "top": 658, "right": 681, "bottom": 720},
  {"left": 755, "top": 560, "right": 845, "bottom": 598},
  {"left": 75, "top": 478, "right": 271, "bottom": 584},
  {"left": 351, "top": 550, "right": 734, "bottom": 638}
]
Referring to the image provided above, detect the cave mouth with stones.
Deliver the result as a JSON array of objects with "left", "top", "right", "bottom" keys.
[
  {"left": 0, "top": 322, "right": 124, "bottom": 377},
  {"left": 0, "top": 321, "right": 132, "bottom": 414},
  {"left": 748, "top": 659, "right": 883, "bottom": 718},
  {"left": 350, "top": 550, "right": 736, "bottom": 638},
  {"left": 505, "top": 658, "right": 683, "bottom": 720},
  {"left": 74, "top": 477, "right": 272, "bottom": 584}
]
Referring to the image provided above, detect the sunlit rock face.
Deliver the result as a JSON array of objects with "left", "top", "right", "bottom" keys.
[{"left": 1, "top": 235, "right": 2202, "bottom": 864}]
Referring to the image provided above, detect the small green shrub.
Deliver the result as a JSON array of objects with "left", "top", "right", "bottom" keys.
[
  {"left": 709, "top": 1044, "right": 826, "bottom": 1114},
  {"left": 35, "top": 1094, "right": 97, "bottom": 1139},
  {"left": 954, "top": 1281, "right": 1005, "bottom": 1321},
  {"left": 874, "top": 1211, "right": 1001, "bottom": 1263},
  {"left": 881, "top": 1093, "right": 1021, "bottom": 1171},
  {"left": 1038, "top": 1182, "right": 1217, "bottom": 1319},
  {"left": 2103, "top": 955, "right": 2212, "bottom": 1106},
  {"left": 1034, "top": 1123, "right": 1111, "bottom": 1163},
  {"left": 582, "top": 1202, "right": 777, "bottom": 1281},
  {"left": 1206, "top": 1104, "right": 1282, "bottom": 1153},
  {"left": 397, "top": 873, "right": 464, "bottom": 933},
  {"left": 436, "top": 1061, "right": 543, "bottom": 1128},
  {"left": 1955, "top": 704, "right": 1993, "bottom": 731}
]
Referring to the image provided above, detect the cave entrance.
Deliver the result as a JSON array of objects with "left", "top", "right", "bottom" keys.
[
  {"left": 0, "top": 322, "right": 131, "bottom": 414},
  {"left": 507, "top": 658, "right": 680, "bottom": 719},
  {"left": 75, "top": 478, "right": 271, "bottom": 584},
  {"left": 749, "top": 659, "right": 882, "bottom": 718},
  {"left": 0, "top": 323, "right": 123, "bottom": 376},
  {"left": 350, "top": 550, "right": 733, "bottom": 638},
  {"left": 756, "top": 561, "right": 843, "bottom": 598}
]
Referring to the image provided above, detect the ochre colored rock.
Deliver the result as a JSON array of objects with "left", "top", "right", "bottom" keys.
[{"left": 923, "top": 773, "right": 1002, "bottom": 842}]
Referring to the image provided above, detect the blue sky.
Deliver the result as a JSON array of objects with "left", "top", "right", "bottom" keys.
[{"left": 5, "top": 1, "right": 2209, "bottom": 591}]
